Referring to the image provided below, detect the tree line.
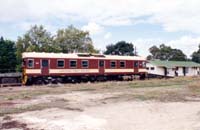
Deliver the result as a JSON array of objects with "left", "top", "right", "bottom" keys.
[{"left": 0, "top": 25, "right": 200, "bottom": 73}]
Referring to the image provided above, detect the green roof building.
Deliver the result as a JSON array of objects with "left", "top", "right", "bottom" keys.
[{"left": 146, "top": 60, "right": 200, "bottom": 77}]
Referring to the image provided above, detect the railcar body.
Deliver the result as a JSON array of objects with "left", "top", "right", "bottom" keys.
[{"left": 22, "top": 52, "right": 147, "bottom": 85}]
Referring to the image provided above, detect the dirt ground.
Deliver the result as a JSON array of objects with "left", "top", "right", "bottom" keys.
[{"left": 1, "top": 77, "right": 200, "bottom": 130}]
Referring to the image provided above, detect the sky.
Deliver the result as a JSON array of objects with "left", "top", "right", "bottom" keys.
[{"left": 0, "top": 0, "right": 200, "bottom": 57}]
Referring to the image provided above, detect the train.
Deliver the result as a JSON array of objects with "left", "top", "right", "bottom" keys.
[
  {"left": 0, "top": 52, "right": 147, "bottom": 86},
  {"left": 21, "top": 52, "right": 147, "bottom": 85}
]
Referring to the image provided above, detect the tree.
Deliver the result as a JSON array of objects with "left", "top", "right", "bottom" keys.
[
  {"left": 0, "top": 37, "right": 17, "bottom": 72},
  {"left": 104, "top": 41, "right": 135, "bottom": 55},
  {"left": 16, "top": 25, "right": 56, "bottom": 52},
  {"left": 147, "top": 44, "right": 187, "bottom": 61},
  {"left": 55, "top": 25, "right": 98, "bottom": 53},
  {"left": 15, "top": 25, "right": 98, "bottom": 71},
  {"left": 16, "top": 25, "right": 56, "bottom": 71},
  {"left": 191, "top": 44, "right": 200, "bottom": 63}
]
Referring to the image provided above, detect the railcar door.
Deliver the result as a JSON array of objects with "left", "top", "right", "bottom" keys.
[
  {"left": 99, "top": 60, "right": 105, "bottom": 75},
  {"left": 134, "top": 61, "right": 139, "bottom": 73},
  {"left": 41, "top": 59, "right": 49, "bottom": 75}
]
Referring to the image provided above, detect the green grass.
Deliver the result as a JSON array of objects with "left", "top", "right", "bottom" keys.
[
  {"left": 0, "top": 98, "right": 69, "bottom": 117},
  {"left": 1, "top": 87, "right": 70, "bottom": 101},
  {"left": 129, "top": 77, "right": 200, "bottom": 88}
]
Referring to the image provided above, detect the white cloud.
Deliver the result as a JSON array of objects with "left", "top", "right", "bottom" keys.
[
  {"left": 167, "top": 36, "right": 200, "bottom": 56},
  {"left": 1, "top": 0, "right": 200, "bottom": 33},
  {"left": 104, "top": 32, "right": 112, "bottom": 39},
  {"left": 149, "top": 0, "right": 200, "bottom": 33},
  {"left": 1, "top": 0, "right": 200, "bottom": 56},
  {"left": 133, "top": 38, "right": 164, "bottom": 56},
  {"left": 82, "top": 22, "right": 104, "bottom": 35}
]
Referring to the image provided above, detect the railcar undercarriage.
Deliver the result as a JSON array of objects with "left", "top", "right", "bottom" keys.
[{"left": 23, "top": 74, "right": 146, "bottom": 85}]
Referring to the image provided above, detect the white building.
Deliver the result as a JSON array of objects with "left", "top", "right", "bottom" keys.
[{"left": 147, "top": 60, "right": 200, "bottom": 77}]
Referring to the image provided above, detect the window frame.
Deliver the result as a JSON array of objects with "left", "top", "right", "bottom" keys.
[
  {"left": 69, "top": 60, "right": 77, "bottom": 68},
  {"left": 57, "top": 59, "right": 65, "bottom": 68},
  {"left": 81, "top": 60, "right": 89, "bottom": 68},
  {"left": 27, "top": 59, "right": 34, "bottom": 68},
  {"left": 120, "top": 61, "right": 126, "bottom": 68},
  {"left": 110, "top": 61, "right": 116, "bottom": 68},
  {"left": 134, "top": 61, "right": 139, "bottom": 68}
]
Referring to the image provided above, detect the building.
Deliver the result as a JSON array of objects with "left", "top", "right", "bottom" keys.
[{"left": 146, "top": 60, "right": 200, "bottom": 77}]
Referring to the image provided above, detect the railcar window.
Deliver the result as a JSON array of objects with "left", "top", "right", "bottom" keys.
[
  {"left": 142, "top": 62, "right": 146, "bottom": 67},
  {"left": 110, "top": 61, "right": 116, "bottom": 68},
  {"left": 27, "top": 59, "right": 34, "bottom": 68},
  {"left": 42, "top": 60, "right": 48, "bottom": 67},
  {"left": 57, "top": 60, "right": 64, "bottom": 68},
  {"left": 120, "top": 61, "right": 125, "bottom": 68},
  {"left": 82, "top": 60, "right": 88, "bottom": 68},
  {"left": 70, "top": 60, "right": 77, "bottom": 68},
  {"left": 99, "top": 60, "right": 104, "bottom": 67},
  {"left": 134, "top": 61, "right": 138, "bottom": 67}
]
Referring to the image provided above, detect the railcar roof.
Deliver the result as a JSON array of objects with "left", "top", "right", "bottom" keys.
[{"left": 22, "top": 52, "right": 146, "bottom": 61}]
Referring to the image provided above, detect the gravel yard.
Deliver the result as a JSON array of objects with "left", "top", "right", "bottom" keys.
[{"left": 1, "top": 77, "right": 200, "bottom": 130}]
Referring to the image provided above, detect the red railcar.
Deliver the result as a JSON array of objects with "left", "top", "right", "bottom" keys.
[{"left": 22, "top": 52, "right": 147, "bottom": 85}]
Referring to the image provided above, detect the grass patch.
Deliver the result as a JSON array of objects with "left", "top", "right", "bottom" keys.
[
  {"left": 130, "top": 91, "right": 188, "bottom": 102},
  {"left": 0, "top": 103, "right": 50, "bottom": 116},
  {"left": 129, "top": 77, "right": 199, "bottom": 88},
  {"left": 188, "top": 81, "right": 200, "bottom": 92},
  {"left": 1, "top": 87, "right": 71, "bottom": 102},
  {"left": 0, "top": 98, "right": 69, "bottom": 117}
]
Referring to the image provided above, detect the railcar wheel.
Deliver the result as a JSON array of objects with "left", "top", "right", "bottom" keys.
[
  {"left": 140, "top": 73, "right": 146, "bottom": 80},
  {"left": 35, "top": 79, "right": 44, "bottom": 85},
  {"left": 89, "top": 77, "right": 96, "bottom": 82}
]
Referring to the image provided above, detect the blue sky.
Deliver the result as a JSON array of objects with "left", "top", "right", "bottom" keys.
[{"left": 0, "top": 0, "right": 200, "bottom": 57}]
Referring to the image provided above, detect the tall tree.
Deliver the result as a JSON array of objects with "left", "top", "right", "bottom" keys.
[
  {"left": 55, "top": 25, "right": 98, "bottom": 53},
  {"left": 15, "top": 25, "right": 98, "bottom": 71},
  {"left": 191, "top": 44, "right": 200, "bottom": 63},
  {"left": 147, "top": 44, "right": 187, "bottom": 61},
  {"left": 16, "top": 25, "right": 56, "bottom": 71},
  {"left": 0, "top": 37, "right": 17, "bottom": 72},
  {"left": 104, "top": 41, "right": 135, "bottom": 56}
]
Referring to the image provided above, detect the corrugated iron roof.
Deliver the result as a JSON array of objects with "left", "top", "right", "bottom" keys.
[{"left": 148, "top": 60, "right": 200, "bottom": 68}]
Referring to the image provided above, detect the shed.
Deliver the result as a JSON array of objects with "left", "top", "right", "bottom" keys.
[{"left": 146, "top": 60, "right": 200, "bottom": 77}]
